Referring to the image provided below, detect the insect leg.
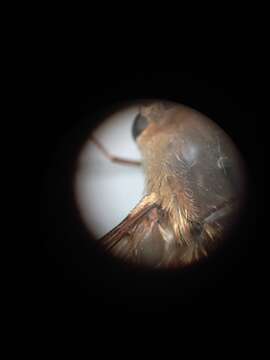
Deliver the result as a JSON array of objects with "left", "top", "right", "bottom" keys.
[{"left": 90, "top": 135, "right": 142, "bottom": 166}]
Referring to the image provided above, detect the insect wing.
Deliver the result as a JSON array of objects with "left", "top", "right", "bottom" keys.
[{"left": 100, "top": 194, "right": 178, "bottom": 268}]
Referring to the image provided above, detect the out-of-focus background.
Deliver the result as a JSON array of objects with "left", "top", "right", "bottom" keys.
[{"left": 75, "top": 104, "right": 144, "bottom": 238}]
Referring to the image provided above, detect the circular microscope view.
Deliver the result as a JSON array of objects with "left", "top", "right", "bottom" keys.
[{"left": 75, "top": 99, "right": 247, "bottom": 270}]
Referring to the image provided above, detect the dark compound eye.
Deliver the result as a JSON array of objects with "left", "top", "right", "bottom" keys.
[{"left": 132, "top": 113, "right": 148, "bottom": 140}]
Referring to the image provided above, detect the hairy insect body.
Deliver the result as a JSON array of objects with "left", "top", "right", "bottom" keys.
[{"left": 100, "top": 101, "right": 246, "bottom": 269}]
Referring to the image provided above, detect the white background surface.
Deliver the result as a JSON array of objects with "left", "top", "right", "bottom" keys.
[{"left": 75, "top": 105, "right": 145, "bottom": 238}]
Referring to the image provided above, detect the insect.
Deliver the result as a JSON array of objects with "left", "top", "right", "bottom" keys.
[{"left": 91, "top": 100, "right": 246, "bottom": 269}]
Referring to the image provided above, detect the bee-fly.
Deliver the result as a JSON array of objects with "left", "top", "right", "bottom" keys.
[{"left": 91, "top": 100, "right": 246, "bottom": 269}]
